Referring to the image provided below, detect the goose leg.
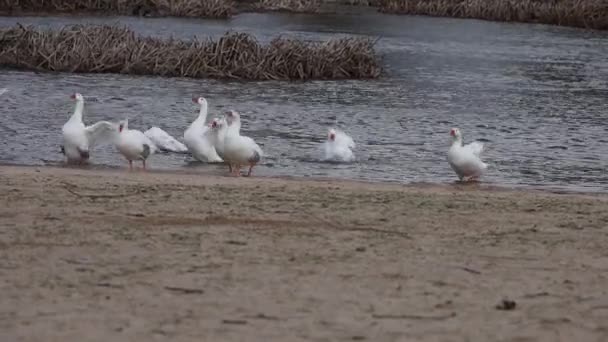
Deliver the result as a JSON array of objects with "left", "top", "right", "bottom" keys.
[
  {"left": 143, "top": 159, "right": 147, "bottom": 171},
  {"left": 246, "top": 163, "right": 255, "bottom": 177},
  {"left": 233, "top": 164, "right": 242, "bottom": 177},
  {"left": 129, "top": 160, "right": 133, "bottom": 171}
]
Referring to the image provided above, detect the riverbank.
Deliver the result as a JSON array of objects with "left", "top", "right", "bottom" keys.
[
  {"left": 0, "top": 0, "right": 606, "bottom": 30},
  {"left": 2, "top": 165, "right": 608, "bottom": 341}
]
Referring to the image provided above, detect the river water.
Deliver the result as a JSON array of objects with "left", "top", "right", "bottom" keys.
[{"left": 1, "top": 12, "right": 607, "bottom": 191}]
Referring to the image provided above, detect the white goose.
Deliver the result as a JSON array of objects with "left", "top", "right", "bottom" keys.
[
  {"left": 144, "top": 127, "right": 187, "bottom": 153},
  {"left": 223, "top": 110, "right": 263, "bottom": 177},
  {"left": 209, "top": 116, "right": 232, "bottom": 172},
  {"left": 322, "top": 128, "right": 355, "bottom": 162},
  {"left": 447, "top": 128, "right": 487, "bottom": 181},
  {"left": 61, "top": 93, "right": 115, "bottom": 164},
  {"left": 115, "top": 119, "right": 158, "bottom": 171},
  {"left": 210, "top": 117, "right": 228, "bottom": 159},
  {"left": 184, "top": 97, "right": 222, "bottom": 162}
]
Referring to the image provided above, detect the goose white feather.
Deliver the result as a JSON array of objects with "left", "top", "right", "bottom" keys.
[
  {"left": 210, "top": 117, "right": 228, "bottom": 160},
  {"left": 322, "top": 128, "right": 355, "bottom": 162},
  {"left": 223, "top": 110, "right": 263, "bottom": 176},
  {"left": 447, "top": 128, "right": 487, "bottom": 181},
  {"left": 116, "top": 119, "right": 157, "bottom": 170},
  {"left": 144, "top": 127, "right": 187, "bottom": 153},
  {"left": 61, "top": 93, "right": 115, "bottom": 163},
  {"left": 183, "top": 97, "right": 222, "bottom": 162}
]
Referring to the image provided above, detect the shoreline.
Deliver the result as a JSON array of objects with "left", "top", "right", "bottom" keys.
[
  {"left": 2, "top": 164, "right": 607, "bottom": 198},
  {"left": 2, "top": 163, "right": 608, "bottom": 341}
]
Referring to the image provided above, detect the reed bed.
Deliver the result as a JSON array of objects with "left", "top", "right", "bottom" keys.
[
  {"left": 0, "top": 0, "right": 233, "bottom": 18},
  {"left": 0, "top": 24, "right": 382, "bottom": 80},
  {"left": 254, "top": 0, "right": 322, "bottom": 13},
  {"left": 376, "top": 0, "right": 608, "bottom": 30}
]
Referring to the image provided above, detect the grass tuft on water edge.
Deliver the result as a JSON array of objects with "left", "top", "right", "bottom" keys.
[
  {"left": 376, "top": 0, "right": 608, "bottom": 30},
  {"left": 0, "top": 24, "right": 383, "bottom": 81},
  {"left": 0, "top": 0, "right": 233, "bottom": 18}
]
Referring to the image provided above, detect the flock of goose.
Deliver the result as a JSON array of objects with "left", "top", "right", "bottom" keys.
[
  {"left": 10, "top": 89, "right": 488, "bottom": 181},
  {"left": 61, "top": 93, "right": 269, "bottom": 177}
]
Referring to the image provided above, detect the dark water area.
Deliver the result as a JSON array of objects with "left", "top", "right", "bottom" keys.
[{"left": 1, "top": 12, "right": 607, "bottom": 191}]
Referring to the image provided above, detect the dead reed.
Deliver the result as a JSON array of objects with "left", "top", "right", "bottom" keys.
[
  {"left": 254, "top": 0, "right": 322, "bottom": 13},
  {"left": 0, "top": 24, "right": 382, "bottom": 80},
  {"left": 376, "top": 0, "right": 608, "bottom": 30},
  {"left": 0, "top": 0, "right": 233, "bottom": 18}
]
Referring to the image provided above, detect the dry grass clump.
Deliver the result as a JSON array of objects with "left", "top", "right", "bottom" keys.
[
  {"left": 376, "top": 0, "right": 608, "bottom": 30},
  {"left": 0, "top": 0, "right": 233, "bottom": 18},
  {"left": 254, "top": 0, "right": 321, "bottom": 13},
  {"left": 0, "top": 24, "right": 382, "bottom": 80}
]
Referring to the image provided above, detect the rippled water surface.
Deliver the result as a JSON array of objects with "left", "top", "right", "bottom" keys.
[{"left": 1, "top": 12, "right": 607, "bottom": 191}]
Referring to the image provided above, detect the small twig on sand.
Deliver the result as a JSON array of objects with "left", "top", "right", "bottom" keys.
[
  {"left": 245, "top": 313, "right": 281, "bottom": 321},
  {"left": 164, "top": 286, "right": 204, "bottom": 295},
  {"left": 96, "top": 282, "right": 125, "bottom": 289},
  {"left": 61, "top": 257, "right": 102, "bottom": 266},
  {"left": 458, "top": 266, "right": 482, "bottom": 275},
  {"left": 222, "top": 319, "right": 248, "bottom": 325},
  {"left": 372, "top": 312, "right": 456, "bottom": 320}
]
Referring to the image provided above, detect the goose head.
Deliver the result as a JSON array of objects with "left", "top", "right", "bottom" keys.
[
  {"left": 70, "top": 93, "right": 84, "bottom": 101},
  {"left": 192, "top": 96, "right": 207, "bottom": 106},
  {"left": 224, "top": 110, "right": 240, "bottom": 125},
  {"left": 450, "top": 128, "right": 462, "bottom": 141},
  {"left": 328, "top": 128, "right": 337, "bottom": 142},
  {"left": 118, "top": 119, "right": 128, "bottom": 133},
  {"left": 209, "top": 117, "right": 221, "bottom": 129}
]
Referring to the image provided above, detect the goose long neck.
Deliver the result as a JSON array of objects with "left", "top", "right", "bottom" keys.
[
  {"left": 215, "top": 127, "right": 226, "bottom": 146},
  {"left": 197, "top": 102, "right": 208, "bottom": 122},
  {"left": 218, "top": 126, "right": 227, "bottom": 139},
  {"left": 452, "top": 135, "right": 462, "bottom": 146},
  {"left": 69, "top": 99, "right": 84, "bottom": 123},
  {"left": 227, "top": 119, "right": 241, "bottom": 136}
]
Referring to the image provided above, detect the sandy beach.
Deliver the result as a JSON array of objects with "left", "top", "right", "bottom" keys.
[{"left": 1, "top": 165, "right": 608, "bottom": 341}]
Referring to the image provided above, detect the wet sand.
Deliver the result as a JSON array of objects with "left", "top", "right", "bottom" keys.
[{"left": 1, "top": 165, "right": 608, "bottom": 341}]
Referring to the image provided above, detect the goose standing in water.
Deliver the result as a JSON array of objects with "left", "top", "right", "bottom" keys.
[
  {"left": 209, "top": 117, "right": 227, "bottom": 159},
  {"left": 447, "top": 128, "right": 487, "bottom": 181},
  {"left": 115, "top": 119, "right": 157, "bottom": 171},
  {"left": 209, "top": 116, "right": 232, "bottom": 172},
  {"left": 322, "top": 128, "right": 355, "bottom": 162},
  {"left": 144, "top": 126, "right": 187, "bottom": 153},
  {"left": 61, "top": 93, "right": 115, "bottom": 164},
  {"left": 223, "top": 110, "right": 263, "bottom": 177},
  {"left": 184, "top": 97, "right": 222, "bottom": 162}
]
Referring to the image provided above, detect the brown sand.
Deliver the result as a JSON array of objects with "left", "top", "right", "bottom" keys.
[{"left": 1, "top": 165, "right": 608, "bottom": 341}]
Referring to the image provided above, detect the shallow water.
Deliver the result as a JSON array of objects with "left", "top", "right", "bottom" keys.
[{"left": 1, "top": 12, "right": 607, "bottom": 191}]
